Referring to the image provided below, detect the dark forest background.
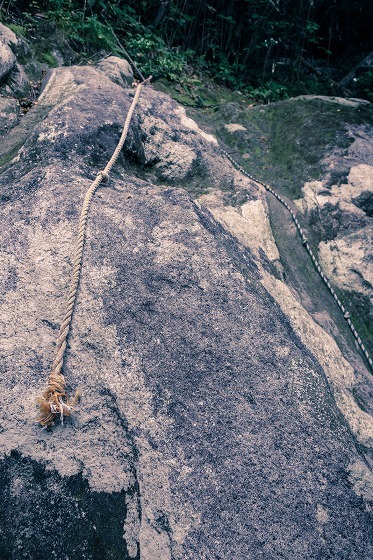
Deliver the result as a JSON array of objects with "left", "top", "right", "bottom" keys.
[{"left": 1, "top": 1, "right": 372, "bottom": 101}]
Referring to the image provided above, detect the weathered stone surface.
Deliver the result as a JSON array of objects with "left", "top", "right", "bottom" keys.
[
  {"left": 294, "top": 162, "right": 373, "bottom": 309},
  {"left": 5, "top": 62, "right": 30, "bottom": 98},
  {"left": 0, "top": 24, "right": 30, "bottom": 97},
  {"left": 199, "top": 190, "right": 373, "bottom": 448},
  {"left": 295, "top": 94, "right": 370, "bottom": 107},
  {"left": 293, "top": 139, "right": 373, "bottom": 349},
  {"left": 0, "top": 96, "right": 19, "bottom": 137},
  {"left": 0, "top": 23, "right": 27, "bottom": 57},
  {"left": 0, "top": 42, "right": 15, "bottom": 83},
  {"left": 199, "top": 95, "right": 373, "bottom": 360},
  {"left": 0, "top": 52, "right": 372, "bottom": 560},
  {"left": 97, "top": 55, "right": 134, "bottom": 88}
]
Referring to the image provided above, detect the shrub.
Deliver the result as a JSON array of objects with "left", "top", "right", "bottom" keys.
[{"left": 247, "top": 82, "right": 289, "bottom": 103}]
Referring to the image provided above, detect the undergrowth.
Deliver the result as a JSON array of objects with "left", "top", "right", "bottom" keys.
[{"left": 0, "top": 0, "right": 355, "bottom": 105}]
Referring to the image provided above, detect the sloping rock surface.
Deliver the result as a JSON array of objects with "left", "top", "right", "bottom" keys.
[
  {"left": 202, "top": 96, "right": 373, "bottom": 361},
  {"left": 0, "top": 49, "right": 372, "bottom": 559}
]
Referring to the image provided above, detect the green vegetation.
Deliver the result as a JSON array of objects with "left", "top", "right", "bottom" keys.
[
  {"left": 1, "top": 1, "right": 372, "bottom": 102},
  {"left": 5, "top": 22, "right": 26, "bottom": 37},
  {"left": 193, "top": 97, "right": 372, "bottom": 201},
  {"left": 41, "top": 51, "right": 58, "bottom": 67}
]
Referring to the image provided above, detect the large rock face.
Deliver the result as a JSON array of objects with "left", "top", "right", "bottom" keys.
[{"left": 0, "top": 31, "right": 372, "bottom": 559}]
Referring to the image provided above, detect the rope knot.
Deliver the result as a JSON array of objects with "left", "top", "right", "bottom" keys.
[
  {"left": 98, "top": 170, "right": 109, "bottom": 183},
  {"left": 37, "top": 372, "right": 79, "bottom": 427}
]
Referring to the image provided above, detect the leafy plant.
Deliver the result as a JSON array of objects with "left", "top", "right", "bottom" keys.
[
  {"left": 5, "top": 22, "right": 25, "bottom": 36},
  {"left": 247, "top": 81, "right": 289, "bottom": 103},
  {"left": 1, "top": 0, "right": 371, "bottom": 99},
  {"left": 209, "top": 54, "right": 244, "bottom": 88},
  {"left": 42, "top": 51, "right": 58, "bottom": 67},
  {"left": 125, "top": 34, "right": 192, "bottom": 81}
]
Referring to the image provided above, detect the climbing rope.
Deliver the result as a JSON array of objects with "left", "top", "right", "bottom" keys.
[
  {"left": 37, "top": 77, "right": 151, "bottom": 427},
  {"left": 221, "top": 147, "right": 373, "bottom": 373}
]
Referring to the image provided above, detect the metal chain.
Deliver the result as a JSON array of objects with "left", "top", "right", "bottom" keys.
[{"left": 221, "top": 147, "right": 373, "bottom": 372}]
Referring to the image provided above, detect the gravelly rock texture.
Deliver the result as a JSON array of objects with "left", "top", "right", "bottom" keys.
[
  {"left": 0, "top": 41, "right": 372, "bottom": 559},
  {"left": 0, "top": 96, "right": 19, "bottom": 137}
]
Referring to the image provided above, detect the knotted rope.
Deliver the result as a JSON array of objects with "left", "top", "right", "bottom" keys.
[{"left": 37, "top": 77, "right": 151, "bottom": 427}]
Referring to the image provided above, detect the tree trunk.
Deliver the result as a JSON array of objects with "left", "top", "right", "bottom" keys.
[
  {"left": 152, "top": 1, "right": 171, "bottom": 29},
  {"left": 338, "top": 51, "right": 373, "bottom": 88}
]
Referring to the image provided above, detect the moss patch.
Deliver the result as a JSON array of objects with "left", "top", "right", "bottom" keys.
[
  {"left": 41, "top": 51, "right": 59, "bottom": 68},
  {"left": 342, "top": 291, "right": 373, "bottom": 358},
  {"left": 195, "top": 97, "right": 373, "bottom": 200},
  {"left": 266, "top": 194, "right": 364, "bottom": 359},
  {"left": 154, "top": 77, "right": 252, "bottom": 110}
]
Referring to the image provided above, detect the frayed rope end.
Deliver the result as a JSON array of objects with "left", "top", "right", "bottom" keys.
[{"left": 36, "top": 373, "right": 80, "bottom": 427}]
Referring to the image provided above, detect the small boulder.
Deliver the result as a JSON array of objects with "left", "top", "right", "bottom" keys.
[
  {"left": 0, "top": 43, "right": 16, "bottom": 83},
  {"left": 97, "top": 55, "right": 133, "bottom": 88},
  {"left": 5, "top": 62, "right": 30, "bottom": 98},
  {"left": 0, "top": 23, "right": 29, "bottom": 58},
  {"left": 0, "top": 24, "right": 31, "bottom": 97}
]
